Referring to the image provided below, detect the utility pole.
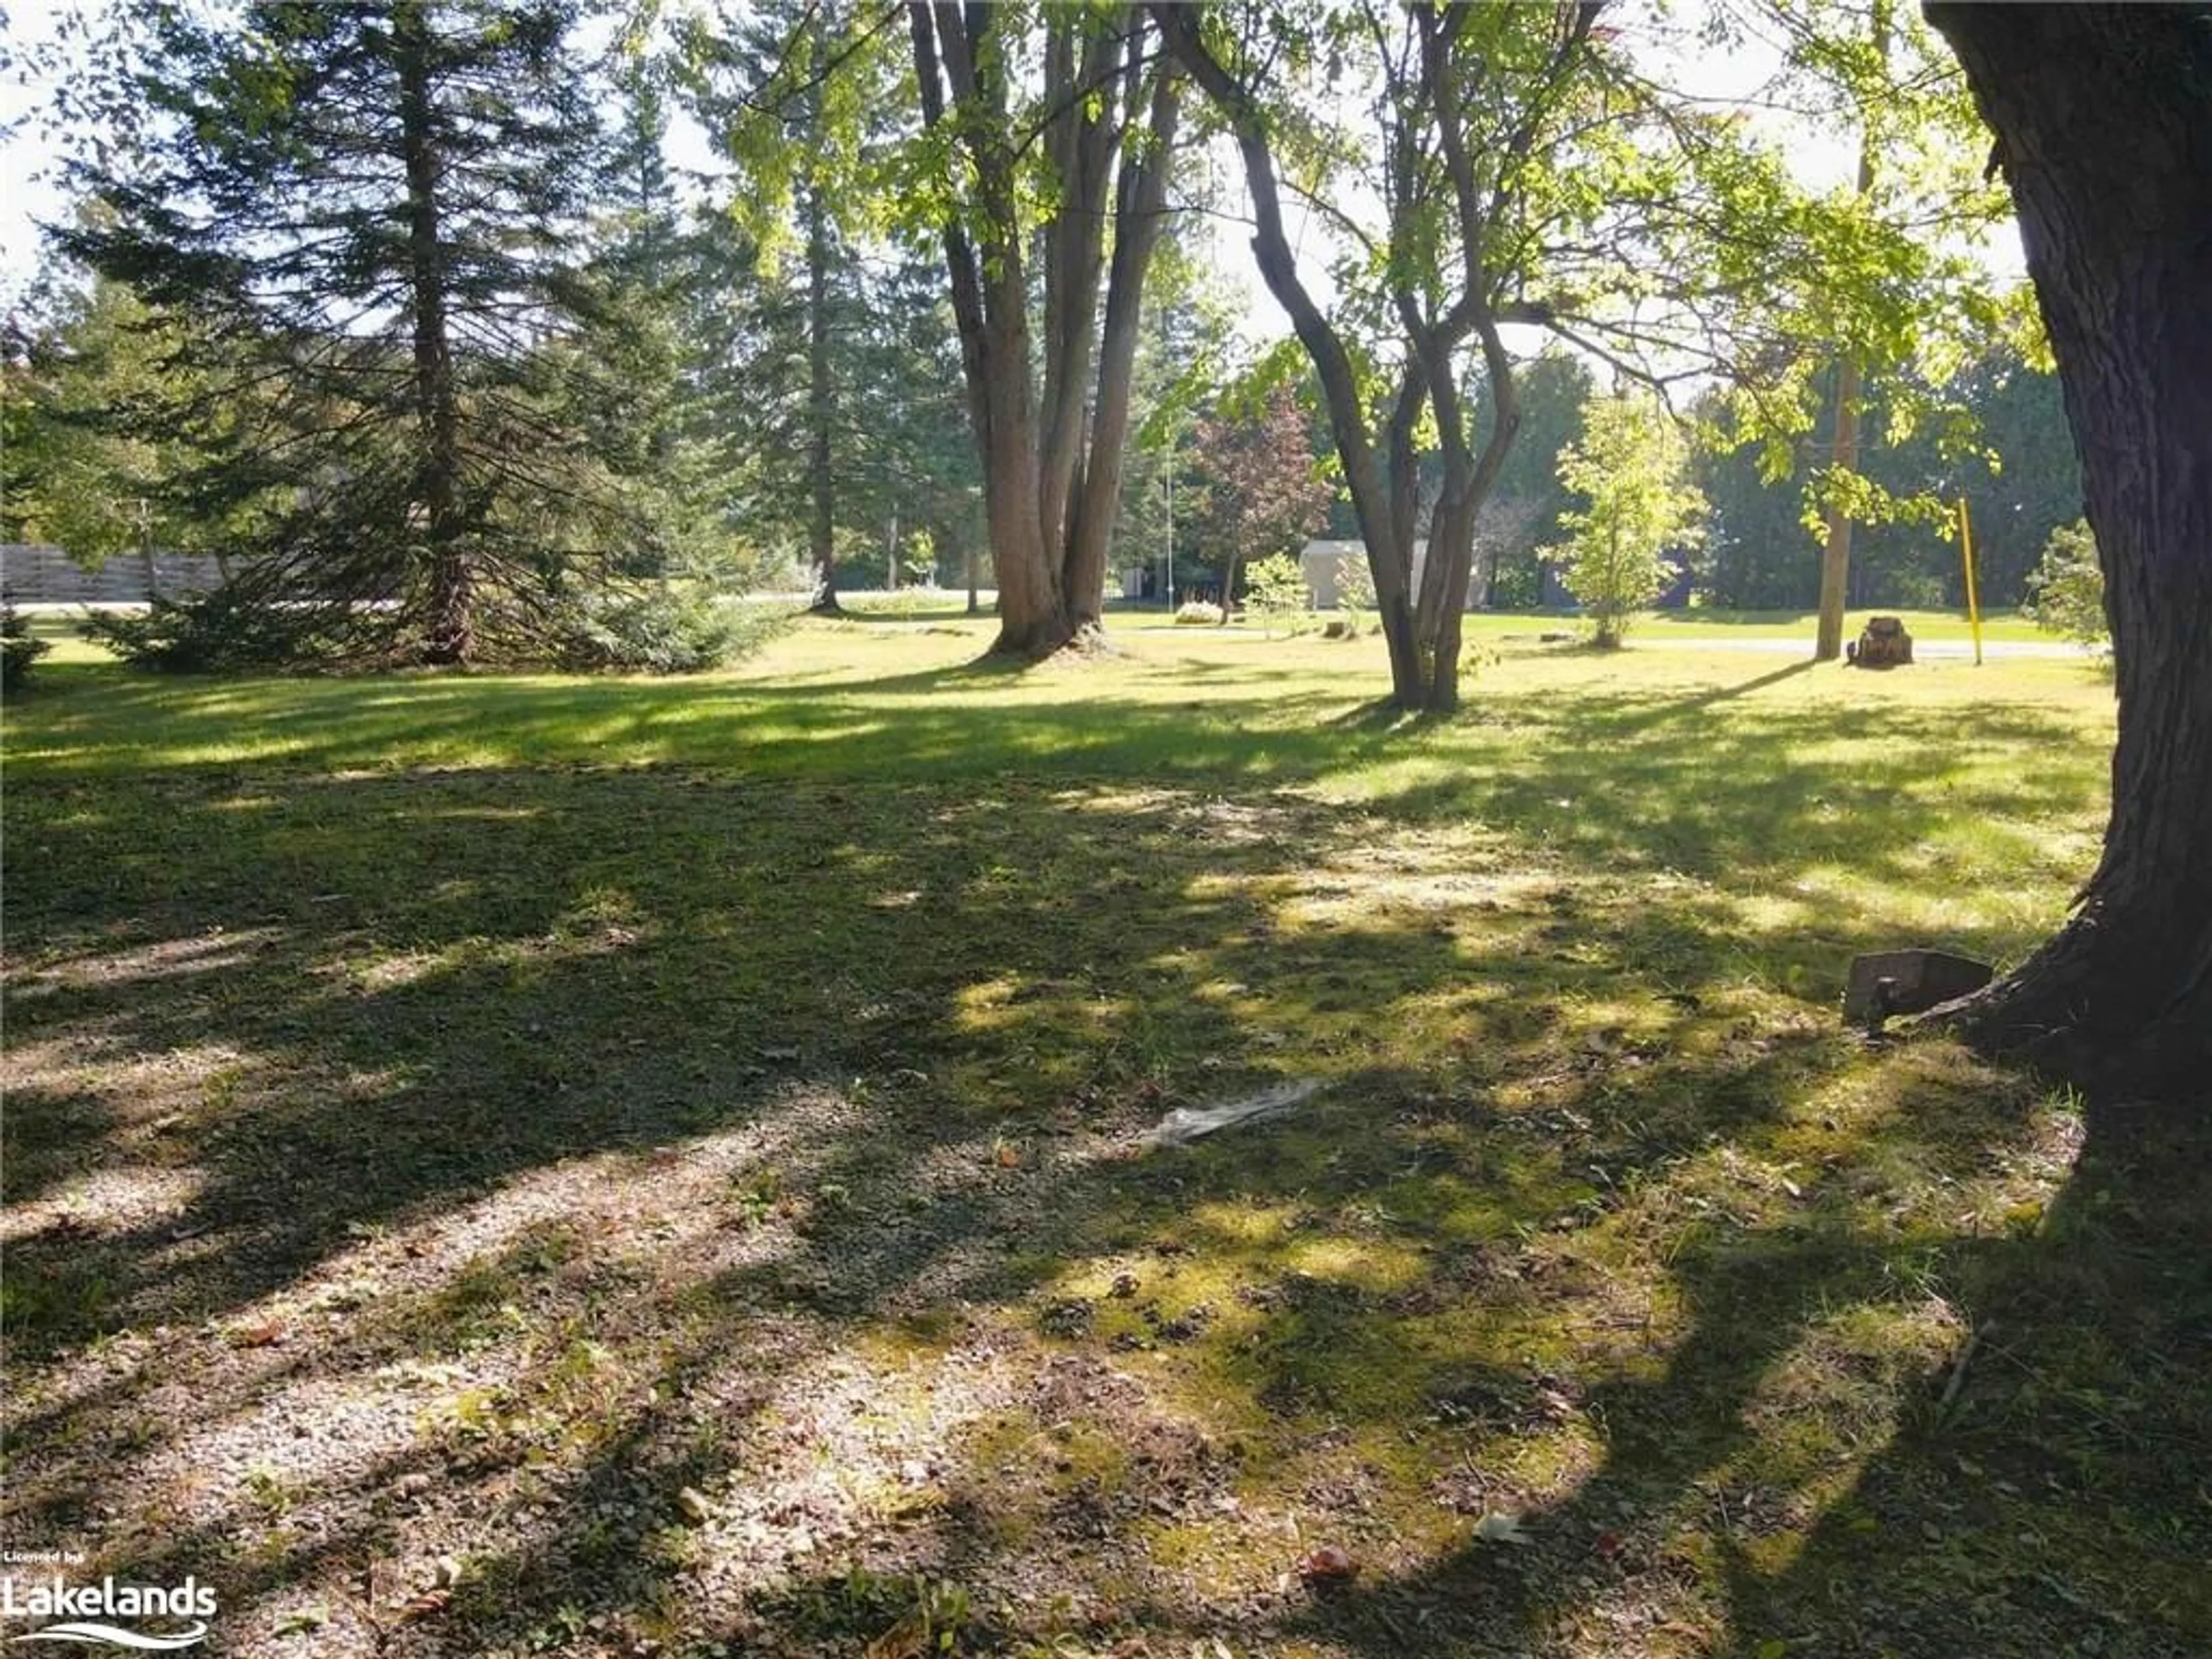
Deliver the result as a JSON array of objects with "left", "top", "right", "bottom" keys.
[{"left": 1165, "top": 432, "right": 1175, "bottom": 605}]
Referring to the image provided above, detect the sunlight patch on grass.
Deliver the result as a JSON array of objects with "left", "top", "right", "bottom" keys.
[
  {"left": 1281, "top": 1237, "right": 1427, "bottom": 1291},
  {"left": 10, "top": 627, "right": 2195, "bottom": 1657},
  {"left": 0, "top": 1165, "right": 207, "bottom": 1245}
]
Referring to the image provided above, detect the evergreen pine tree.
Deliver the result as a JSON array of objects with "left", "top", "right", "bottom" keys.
[{"left": 59, "top": 0, "right": 654, "bottom": 665}]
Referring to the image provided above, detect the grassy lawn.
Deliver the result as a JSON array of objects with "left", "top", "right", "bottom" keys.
[
  {"left": 1625, "top": 607, "right": 2050, "bottom": 645},
  {"left": 3, "top": 619, "right": 2203, "bottom": 1658},
  {"left": 1104, "top": 606, "right": 2055, "bottom": 646}
]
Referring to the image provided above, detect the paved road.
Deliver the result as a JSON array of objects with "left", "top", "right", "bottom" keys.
[{"left": 1625, "top": 635, "right": 2100, "bottom": 660}]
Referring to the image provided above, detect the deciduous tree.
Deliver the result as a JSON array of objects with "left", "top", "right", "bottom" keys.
[
  {"left": 1551, "top": 391, "right": 1705, "bottom": 646},
  {"left": 1, "top": 266, "right": 230, "bottom": 575},
  {"left": 1160, "top": 1, "right": 1607, "bottom": 709},
  {"left": 1162, "top": 0, "right": 2009, "bottom": 710},
  {"left": 1926, "top": 2, "right": 2212, "bottom": 1100},
  {"left": 904, "top": 3, "right": 1182, "bottom": 656},
  {"left": 1185, "top": 386, "right": 1333, "bottom": 624}
]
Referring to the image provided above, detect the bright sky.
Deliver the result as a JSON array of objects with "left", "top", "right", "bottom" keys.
[
  {"left": 1, "top": 0, "right": 76, "bottom": 310},
  {"left": 0, "top": 0, "right": 2020, "bottom": 331}
]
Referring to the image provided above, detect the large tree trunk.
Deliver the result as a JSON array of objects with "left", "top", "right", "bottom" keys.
[
  {"left": 1157, "top": 5, "right": 1425, "bottom": 705},
  {"left": 909, "top": 3, "right": 1068, "bottom": 657},
  {"left": 976, "top": 311, "right": 1064, "bottom": 656},
  {"left": 1037, "top": 18, "right": 1118, "bottom": 575},
  {"left": 396, "top": 0, "right": 469, "bottom": 665},
  {"left": 910, "top": 4, "right": 1175, "bottom": 658},
  {"left": 1403, "top": 312, "right": 1518, "bottom": 714},
  {"left": 1065, "top": 59, "right": 1179, "bottom": 637},
  {"left": 1928, "top": 3, "right": 2212, "bottom": 1101}
]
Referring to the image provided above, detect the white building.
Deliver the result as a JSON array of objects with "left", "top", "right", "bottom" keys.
[{"left": 1300, "top": 539, "right": 1454, "bottom": 609}]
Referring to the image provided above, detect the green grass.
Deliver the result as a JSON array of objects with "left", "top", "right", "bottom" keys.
[
  {"left": 1628, "top": 605, "right": 2052, "bottom": 643},
  {"left": 3, "top": 618, "right": 2202, "bottom": 1659},
  {"left": 1104, "top": 603, "right": 2057, "bottom": 645}
]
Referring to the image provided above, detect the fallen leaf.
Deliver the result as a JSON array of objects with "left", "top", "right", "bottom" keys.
[
  {"left": 863, "top": 1608, "right": 929, "bottom": 1659},
  {"left": 1296, "top": 1544, "right": 1357, "bottom": 1582},
  {"left": 1475, "top": 1510, "right": 1532, "bottom": 1546},
  {"left": 400, "top": 1589, "right": 452, "bottom": 1621},
  {"left": 677, "top": 1487, "right": 717, "bottom": 1524},
  {"left": 230, "top": 1319, "right": 287, "bottom": 1349}
]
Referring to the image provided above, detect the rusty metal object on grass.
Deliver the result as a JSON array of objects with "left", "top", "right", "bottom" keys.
[
  {"left": 1846, "top": 615, "right": 1914, "bottom": 667},
  {"left": 1843, "top": 949, "right": 1995, "bottom": 1029}
]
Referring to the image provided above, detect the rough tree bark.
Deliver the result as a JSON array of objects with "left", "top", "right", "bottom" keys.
[
  {"left": 1928, "top": 3, "right": 2212, "bottom": 1101},
  {"left": 907, "top": 3, "right": 1178, "bottom": 657},
  {"left": 396, "top": 0, "right": 470, "bottom": 665}
]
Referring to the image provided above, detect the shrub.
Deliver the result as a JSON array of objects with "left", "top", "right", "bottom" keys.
[
  {"left": 1244, "top": 552, "right": 1314, "bottom": 638},
  {"left": 839, "top": 586, "right": 961, "bottom": 618},
  {"left": 87, "top": 581, "right": 791, "bottom": 675},
  {"left": 1334, "top": 550, "right": 1376, "bottom": 638},
  {"left": 83, "top": 587, "right": 342, "bottom": 672},
  {"left": 1, "top": 601, "right": 51, "bottom": 693},
  {"left": 901, "top": 528, "right": 939, "bottom": 587},
  {"left": 2024, "top": 520, "right": 2107, "bottom": 647},
  {"left": 562, "top": 589, "right": 793, "bottom": 672},
  {"left": 1173, "top": 600, "right": 1224, "bottom": 626}
]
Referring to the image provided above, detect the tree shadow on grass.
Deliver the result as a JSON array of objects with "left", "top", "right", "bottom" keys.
[
  {"left": 380, "top": 1006, "right": 2201, "bottom": 1658},
  {"left": 0, "top": 661, "right": 2160, "bottom": 1655},
  {"left": 1274, "top": 1092, "right": 2211, "bottom": 1658},
  {"left": 13, "top": 664, "right": 2108, "bottom": 978},
  {"left": 1600, "top": 658, "right": 1814, "bottom": 730}
]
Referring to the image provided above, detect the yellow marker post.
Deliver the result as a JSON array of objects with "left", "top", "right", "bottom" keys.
[{"left": 1958, "top": 497, "right": 1984, "bottom": 666}]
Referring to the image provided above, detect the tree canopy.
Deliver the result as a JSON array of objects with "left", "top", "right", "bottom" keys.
[
  {"left": 12, "top": 0, "right": 2211, "bottom": 1098},
  {"left": 1552, "top": 391, "right": 1706, "bottom": 647},
  {"left": 51, "top": 0, "right": 683, "bottom": 665},
  {"left": 1158, "top": 0, "right": 2016, "bottom": 709}
]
